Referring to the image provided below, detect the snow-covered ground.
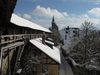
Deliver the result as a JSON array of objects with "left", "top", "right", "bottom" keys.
[
  {"left": 59, "top": 27, "right": 80, "bottom": 75},
  {"left": 59, "top": 54, "right": 73, "bottom": 75}
]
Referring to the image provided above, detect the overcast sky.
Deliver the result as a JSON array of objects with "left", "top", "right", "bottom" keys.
[{"left": 14, "top": 0, "right": 100, "bottom": 30}]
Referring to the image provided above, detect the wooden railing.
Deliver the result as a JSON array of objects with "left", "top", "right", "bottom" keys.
[
  {"left": 0, "top": 33, "right": 49, "bottom": 61},
  {"left": 0, "top": 34, "right": 48, "bottom": 45},
  {"left": 0, "top": 33, "right": 49, "bottom": 75}
]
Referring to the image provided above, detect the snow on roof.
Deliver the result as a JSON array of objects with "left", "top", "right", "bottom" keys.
[
  {"left": 30, "top": 39, "right": 61, "bottom": 64},
  {"left": 10, "top": 14, "right": 51, "bottom": 33},
  {"left": 53, "top": 46, "right": 60, "bottom": 54},
  {"left": 45, "top": 40, "right": 54, "bottom": 45},
  {"left": 47, "top": 38, "right": 53, "bottom": 41},
  {"left": 16, "top": 69, "right": 22, "bottom": 73},
  {"left": 35, "top": 38, "right": 54, "bottom": 45}
]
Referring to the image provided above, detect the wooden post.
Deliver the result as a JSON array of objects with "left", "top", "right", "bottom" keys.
[
  {"left": 24, "top": 30, "right": 27, "bottom": 40},
  {"left": 42, "top": 32, "right": 45, "bottom": 44},
  {"left": 13, "top": 29, "right": 15, "bottom": 43},
  {"left": 8, "top": 49, "right": 11, "bottom": 75},
  {"left": 6, "top": 0, "right": 11, "bottom": 22},
  {"left": 0, "top": 29, "right": 2, "bottom": 75},
  {"left": 13, "top": 46, "right": 21, "bottom": 75},
  {"left": 30, "top": 30, "right": 32, "bottom": 39},
  {"left": 1, "top": 49, "right": 3, "bottom": 75},
  {"left": 18, "top": 45, "right": 24, "bottom": 61},
  {"left": 46, "top": 56, "right": 48, "bottom": 64}
]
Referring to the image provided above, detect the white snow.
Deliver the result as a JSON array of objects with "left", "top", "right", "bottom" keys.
[
  {"left": 86, "top": 61, "right": 100, "bottom": 70},
  {"left": 86, "top": 65, "right": 100, "bottom": 70},
  {"left": 11, "top": 14, "right": 51, "bottom": 33},
  {"left": 45, "top": 40, "right": 54, "bottom": 45},
  {"left": 59, "top": 28, "right": 80, "bottom": 75},
  {"left": 59, "top": 54, "right": 73, "bottom": 75},
  {"left": 47, "top": 38, "right": 53, "bottom": 41},
  {"left": 53, "top": 46, "right": 60, "bottom": 54},
  {"left": 16, "top": 69, "right": 22, "bottom": 73},
  {"left": 62, "top": 44, "right": 70, "bottom": 53},
  {"left": 68, "top": 57, "right": 81, "bottom": 67},
  {"left": 30, "top": 39, "right": 61, "bottom": 64},
  {"left": 35, "top": 38, "right": 54, "bottom": 45}
]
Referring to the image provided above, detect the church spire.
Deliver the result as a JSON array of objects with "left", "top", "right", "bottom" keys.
[{"left": 52, "top": 15, "right": 55, "bottom": 22}]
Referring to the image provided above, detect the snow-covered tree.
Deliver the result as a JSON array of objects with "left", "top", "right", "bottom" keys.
[
  {"left": 49, "top": 28, "right": 61, "bottom": 46},
  {"left": 70, "top": 21, "right": 100, "bottom": 75}
]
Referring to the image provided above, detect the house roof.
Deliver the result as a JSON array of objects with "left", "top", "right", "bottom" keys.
[
  {"left": 10, "top": 14, "right": 51, "bottom": 33},
  {"left": 7, "top": 0, "right": 17, "bottom": 22},
  {"left": 30, "top": 38, "right": 61, "bottom": 64},
  {"left": 0, "top": 0, "right": 17, "bottom": 23}
]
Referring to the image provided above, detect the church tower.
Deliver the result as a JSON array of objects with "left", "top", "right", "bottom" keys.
[
  {"left": 52, "top": 15, "right": 54, "bottom": 22},
  {"left": 51, "top": 15, "right": 58, "bottom": 31},
  {"left": 51, "top": 15, "right": 55, "bottom": 30},
  {"left": 50, "top": 15, "right": 60, "bottom": 45}
]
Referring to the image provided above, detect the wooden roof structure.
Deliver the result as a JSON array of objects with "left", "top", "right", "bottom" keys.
[{"left": 0, "top": 0, "right": 17, "bottom": 24}]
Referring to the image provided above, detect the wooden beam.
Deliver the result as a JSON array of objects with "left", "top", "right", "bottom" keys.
[
  {"left": 2, "top": 42, "right": 24, "bottom": 54},
  {"left": 6, "top": 0, "right": 11, "bottom": 22},
  {"left": 18, "top": 45, "right": 25, "bottom": 60},
  {"left": 0, "top": 0, "right": 6, "bottom": 9},
  {"left": 48, "top": 59, "right": 54, "bottom": 64},
  {"left": 0, "top": 0, "right": 6, "bottom": 22},
  {"left": 13, "top": 46, "right": 21, "bottom": 75},
  {"left": 46, "top": 56, "right": 48, "bottom": 64},
  {"left": 42, "top": 56, "right": 58, "bottom": 65},
  {"left": 8, "top": 49, "right": 11, "bottom": 75},
  {"left": 42, "top": 63, "right": 59, "bottom": 65},
  {"left": 1, "top": 38, "right": 24, "bottom": 45},
  {"left": 1, "top": 47, "right": 3, "bottom": 75}
]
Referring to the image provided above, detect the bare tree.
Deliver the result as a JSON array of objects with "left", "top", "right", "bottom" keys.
[{"left": 70, "top": 21, "right": 100, "bottom": 75}]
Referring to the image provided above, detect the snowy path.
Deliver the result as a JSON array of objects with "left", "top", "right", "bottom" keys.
[{"left": 59, "top": 54, "right": 73, "bottom": 75}]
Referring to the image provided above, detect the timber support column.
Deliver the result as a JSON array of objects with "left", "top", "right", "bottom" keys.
[
  {"left": 0, "top": 29, "right": 2, "bottom": 75},
  {"left": 8, "top": 49, "right": 11, "bottom": 75}
]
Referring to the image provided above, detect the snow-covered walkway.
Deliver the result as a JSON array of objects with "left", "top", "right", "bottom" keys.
[{"left": 59, "top": 54, "right": 73, "bottom": 75}]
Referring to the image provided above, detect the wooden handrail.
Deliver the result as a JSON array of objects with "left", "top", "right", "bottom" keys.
[
  {"left": 0, "top": 33, "right": 49, "bottom": 75},
  {"left": 0, "top": 34, "right": 49, "bottom": 45}
]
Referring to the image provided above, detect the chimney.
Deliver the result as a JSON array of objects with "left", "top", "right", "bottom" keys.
[{"left": 42, "top": 32, "right": 45, "bottom": 44}]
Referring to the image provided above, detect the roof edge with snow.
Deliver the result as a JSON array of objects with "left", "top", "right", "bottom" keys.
[
  {"left": 30, "top": 39, "right": 61, "bottom": 64},
  {"left": 10, "top": 14, "right": 51, "bottom": 33}
]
